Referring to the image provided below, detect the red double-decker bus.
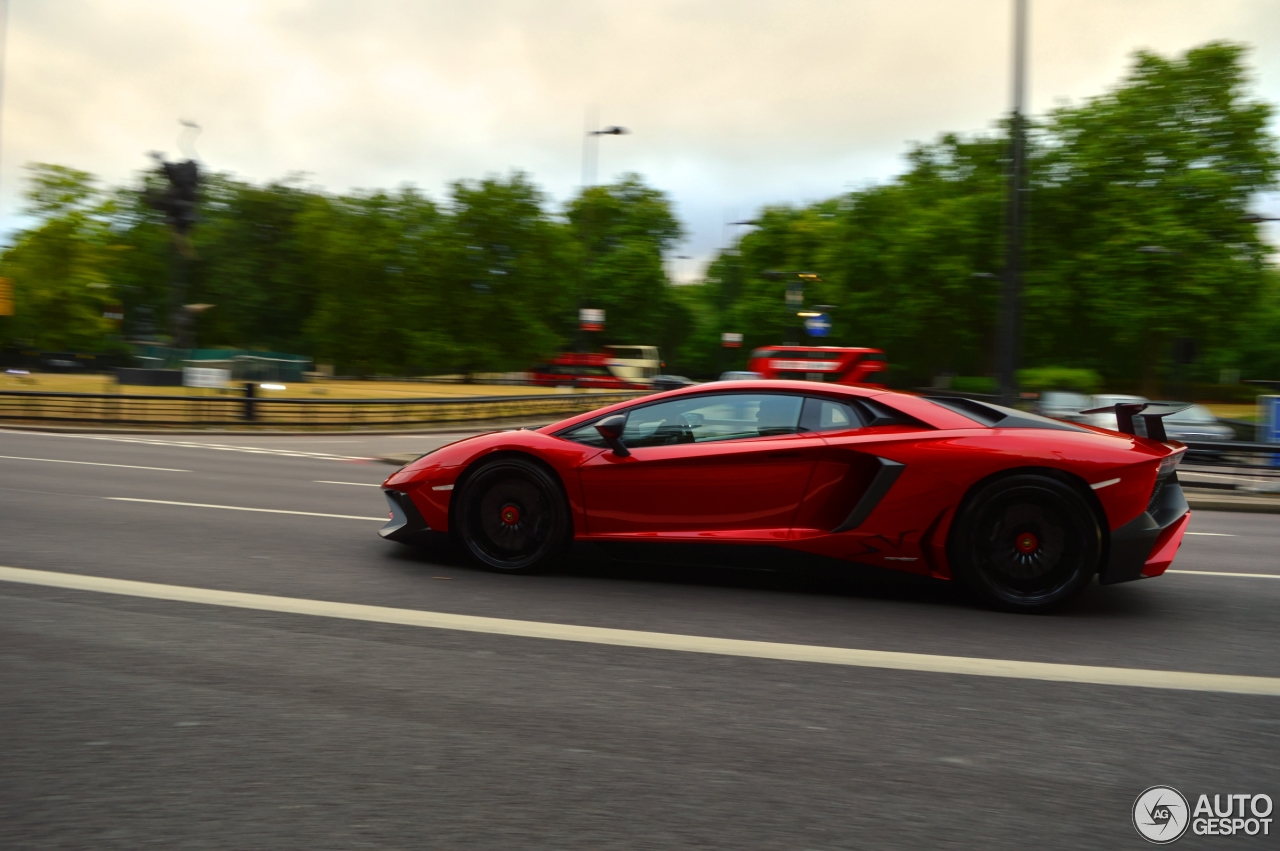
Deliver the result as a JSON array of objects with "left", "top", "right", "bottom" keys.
[
  {"left": 746, "top": 346, "right": 888, "bottom": 386},
  {"left": 529, "top": 352, "right": 646, "bottom": 389}
]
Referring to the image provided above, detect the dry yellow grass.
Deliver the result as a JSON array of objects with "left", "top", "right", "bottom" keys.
[
  {"left": 0, "top": 372, "right": 611, "bottom": 399},
  {"left": 1202, "top": 403, "right": 1260, "bottom": 421}
]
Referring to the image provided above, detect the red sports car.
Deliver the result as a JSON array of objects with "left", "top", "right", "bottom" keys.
[{"left": 380, "top": 381, "right": 1191, "bottom": 611}]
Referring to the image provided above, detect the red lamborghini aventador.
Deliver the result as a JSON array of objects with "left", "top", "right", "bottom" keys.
[{"left": 380, "top": 381, "right": 1191, "bottom": 611}]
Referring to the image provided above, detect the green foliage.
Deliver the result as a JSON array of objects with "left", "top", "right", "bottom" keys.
[
  {"left": 692, "top": 41, "right": 1278, "bottom": 387},
  {"left": 949, "top": 376, "right": 999, "bottom": 395},
  {"left": 1016, "top": 367, "right": 1103, "bottom": 394},
  {"left": 1, "top": 164, "right": 121, "bottom": 350},
  {"left": 0, "top": 167, "right": 685, "bottom": 376},
  {"left": 567, "top": 174, "right": 690, "bottom": 353},
  {"left": 2, "top": 41, "right": 1277, "bottom": 390}
]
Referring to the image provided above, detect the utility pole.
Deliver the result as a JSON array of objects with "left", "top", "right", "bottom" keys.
[{"left": 997, "top": 0, "right": 1028, "bottom": 406}]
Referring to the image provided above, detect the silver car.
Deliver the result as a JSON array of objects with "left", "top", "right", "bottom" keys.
[
  {"left": 1036, "top": 391, "right": 1092, "bottom": 423},
  {"left": 1156, "top": 403, "right": 1234, "bottom": 443}
]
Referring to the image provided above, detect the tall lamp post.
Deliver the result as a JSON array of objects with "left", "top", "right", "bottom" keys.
[
  {"left": 577, "top": 112, "right": 628, "bottom": 351},
  {"left": 997, "top": 0, "right": 1028, "bottom": 406},
  {"left": 582, "top": 111, "right": 629, "bottom": 189}
]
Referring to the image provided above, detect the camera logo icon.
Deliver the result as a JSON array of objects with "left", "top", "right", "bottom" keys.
[{"left": 1133, "top": 786, "right": 1190, "bottom": 844}]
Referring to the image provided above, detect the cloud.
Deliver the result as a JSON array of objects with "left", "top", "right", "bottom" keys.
[{"left": 3, "top": 0, "right": 1278, "bottom": 267}]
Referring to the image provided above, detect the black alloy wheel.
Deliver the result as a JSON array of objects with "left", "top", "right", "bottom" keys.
[
  {"left": 949, "top": 473, "right": 1101, "bottom": 612},
  {"left": 453, "top": 457, "right": 570, "bottom": 573}
]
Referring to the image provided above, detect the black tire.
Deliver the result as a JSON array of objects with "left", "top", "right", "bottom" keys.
[
  {"left": 949, "top": 473, "right": 1101, "bottom": 612},
  {"left": 453, "top": 456, "right": 570, "bottom": 573}
]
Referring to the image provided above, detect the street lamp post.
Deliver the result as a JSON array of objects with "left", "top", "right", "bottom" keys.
[
  {"left": 577, "top": 111, "right": 629, "bottom": 351},
  {"left": 582, "top": 109, "right": 629, "bottom": 189},
  {"left": 997, "top": 0, "right": 1028, "bottom": 406}
]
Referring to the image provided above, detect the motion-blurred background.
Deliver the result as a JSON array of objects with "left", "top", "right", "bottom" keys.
[{"left": 0, "top": 0, "right": 1278, "bottom": 411}]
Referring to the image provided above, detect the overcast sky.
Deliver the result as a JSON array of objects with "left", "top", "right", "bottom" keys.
[{"left": 3, "top": 0, "right": 1278, "bottom": 274}]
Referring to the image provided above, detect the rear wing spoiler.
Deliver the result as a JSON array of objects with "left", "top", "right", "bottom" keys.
[{"left": 1079, "top": 402, "right": 1190, "bottom": 442}]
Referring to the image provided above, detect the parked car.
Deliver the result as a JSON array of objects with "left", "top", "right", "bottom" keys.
[
  {"left": 651, "top": 375, "right": 697, "bottom": 391},
  {"left": 717, "top": 371, "right": 763, "bottom": 381},
  {"left": 1155, "top": 403, "right": 1234, "bottom": 454},
  {"left": 1035, "top": 391, "right": 1092, "bottom": 423}
]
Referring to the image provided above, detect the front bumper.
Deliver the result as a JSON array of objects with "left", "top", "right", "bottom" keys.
[
  {"left": 1099, "top": 474, "right": 1190, "bottom": 585},
  {"left": 379, "top": 489, "right": 431, "bottom": 542}
]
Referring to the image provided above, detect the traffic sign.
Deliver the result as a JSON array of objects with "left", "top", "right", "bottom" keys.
[
  {"left": 579, "top": 308, "right": 605, "bottom": 331},
  {"left": 720, "top": 332, "right": 743, "bottom": 348},
  {"left": 1262, "top": 396, "right": 1280, "bottom": 443},
  {"left": 804, "top": 313, "right": 831, "bottom": 337}
]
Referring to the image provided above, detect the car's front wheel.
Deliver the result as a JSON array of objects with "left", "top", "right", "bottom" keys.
[
  {"left": 453, "top": 456, "right": 570, "bottom": 573},
  {"left": 949, "top": 473, "right": 1101, "bottom": 612}
]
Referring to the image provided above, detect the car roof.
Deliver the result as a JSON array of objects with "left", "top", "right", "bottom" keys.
[{"left": 540, "top": 380, "right": 905, "bottom": 434}]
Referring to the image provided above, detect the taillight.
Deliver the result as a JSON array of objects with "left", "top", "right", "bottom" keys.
[
  {"left": 1156, "top": 447, "right": 1186, "bottom": 478},
  {"left": 1147, "top": 447, "right": 1185, "bottom": 513}
]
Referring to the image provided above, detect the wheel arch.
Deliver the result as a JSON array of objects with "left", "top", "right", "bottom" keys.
[
  {"left": 448, "top": 449, "right": 577, "bottom": 538},
  {"left": 950, "top": 465, "right": 1110, "bottom": 575}
]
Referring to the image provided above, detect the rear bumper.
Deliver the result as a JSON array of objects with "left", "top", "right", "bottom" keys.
[
  {"left": 380, "top": 489, "right": 431, "bottom": 542},
  {"left": 1099, "top": 475, "right": 1190, "bottom": 585}
]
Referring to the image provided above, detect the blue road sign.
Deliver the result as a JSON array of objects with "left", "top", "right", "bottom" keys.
[
  {"left": 1264, "top": 396, "right": 1280, "bottom": 443},
  {"left": 804, "top": 313, "right": 831, "bottom": 337}
]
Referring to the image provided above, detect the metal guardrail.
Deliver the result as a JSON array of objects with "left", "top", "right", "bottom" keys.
[
  {"left": 0, "top": 389, "right": 646, "bottom": 429},
  {"left": 1177, "top": 440, "right": 1280, "bottom": 473}
]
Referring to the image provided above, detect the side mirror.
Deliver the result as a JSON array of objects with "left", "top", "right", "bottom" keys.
[{"left": 594, "top": 414, "right": 630, "bottom": 457}]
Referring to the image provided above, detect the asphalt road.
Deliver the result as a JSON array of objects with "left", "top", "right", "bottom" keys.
[{"left": 1, "top": 427, "right": 1277, "bottom": 850}]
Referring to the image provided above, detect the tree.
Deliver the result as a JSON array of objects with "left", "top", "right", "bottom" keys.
[
  {"left": 566, "top": 174, "right": 689, "bottom": 352},
  {"left": 1029, "top": 41, "right": 1278, "bottom": 392},
  {"left": 1, "top": 164, "right": 123, "bottom": 351}
]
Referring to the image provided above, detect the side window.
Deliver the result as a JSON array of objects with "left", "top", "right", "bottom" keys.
[
  {"left": 559, "top": 394, "right": 805, "bottom": 448},
  {"left": 623, "top": 393, "right": 803, "bottom": 447},
  {"left": 561, "top": 419, "right": 608, "bottom": 447},
  {"left": 800, "top": 397, "right": 866, "bottom": 432}
]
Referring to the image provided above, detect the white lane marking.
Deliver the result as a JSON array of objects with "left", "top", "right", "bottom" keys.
[
  {"left": 1090, "top": 478, "right": 1120, "bottom": 490},
  {"left": 104, "top": 498, "right": 384, "bottom": 521},
  {"left": 0, "top": 566, "right": 1276, "bottom": 696},
  {"left": 1168, "top": 570, "right": 1280, "bottom": 579},
  {"left": 1185, "top": 532, "right": 1236, "bottom": 537},
  {"left": 314, "top": 481, "right": 382, "bottom": 487},
  {"left": 0, "top": 431, "right": 373, "bottom": 461},
  {"left": 0, "top": 455, "right": 189, "bottom": 472},
  {"left": 431, "top": 484, "right": 454, "bottom": 491}
]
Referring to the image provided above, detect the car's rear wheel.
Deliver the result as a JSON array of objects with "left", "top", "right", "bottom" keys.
[
  {"left": 949, "top": 473, "right": 1101, "bottom": 612},
  {"left": 453, "top": 457, "right": 569, "bottom": 573}
]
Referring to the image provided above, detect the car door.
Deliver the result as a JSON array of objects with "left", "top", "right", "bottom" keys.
[{"left": 573, "top": 392, "right": 823, "bottom": 538}]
